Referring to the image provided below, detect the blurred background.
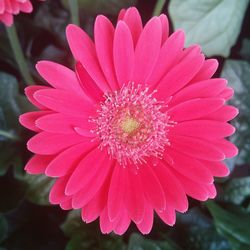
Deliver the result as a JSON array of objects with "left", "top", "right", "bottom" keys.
[{"left": 0, "top": 0, "right": 250, "bottom": 249}]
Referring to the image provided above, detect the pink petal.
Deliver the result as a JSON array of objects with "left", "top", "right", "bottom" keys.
[
  {"left": 124, "top": 168, "right": 145, "bottom": 223},
  {"left": 170, "top": 135, "right": 225, "bottom": 161},
  {"left": 25, "top": 154, "right": 54, "bottom": 174},
  {"left": 49, "top": 176, "right": 69, "bottom": 204},
  {"left": 168, "top": 98, "right": 225, "bottom": 122},
  {"left": 117, "top": 8, "right": 126, "bottom": 21},
  {"left": 166, "top": 148, "right": 214, "bottom": 184},
  {"left": 27, "top": 132, "right": 88, "bottom": 155},
  {"left": 81, "top": 196, "right": 105, "bottom": 223},
  {"left": 122, "top": 7, "right": 143, "bottom": 46},
  {"left": 203, "top": 106, "right": 239, "bottom": 122},
  {"left": 100, "top": 206, "right": 116, "bottom": 234},
  {"left": 170, "top": 120, "right": 235, "bottom": 140},
  {"left": 190, "top": 59, "right": 218, "bottom": 84},
  {"left": 0, "top": 1, "right": 4, "bottom": 14},
  {"left": 0, "top": 12, "right": 13, "bottom": 27},
  {"left": 139, "top": 165, "right": 166, "bottom": 211},
  {"left": 133, "top": 17, "right": 162, "bottom": 84},
  {"left": 25, "top": 85, "right": 49, "bottom": 110},
  {"left": 113, "top": 209, "right": 131, "bottom": 235},
  {"left": 213, "top": 139, "right": 238, "bottom": 158},
  {"left": 74, "top": 127, "right": 95, "bottom": 138},
  {"left": 71, "top": 159, "right": 113, "bottom": 209},
  {"left": 146, "top": 30, "right": 185, "bottom": 86},
  {"left": 75, "top": 61, "right": 103, "bottom": 102},
  {"left": 36, "top": 113, "right": 93, "bottom": 135},
  {"left": 159, "top": 14, "right": 169, "bottom": 44},
  {"left": 157, "top": 206, "right": 176, "bottom": 226},
  {"left": 82, "top": 202, "right": 101, "bottom": 223},
  {"left": 94, "top": 15, "right": 118, "bottom": 90},
  {"left": 113, "top": 21, "right": 135, "bottom": 87},
  {"left": 65, "top": 148, "right": 110, "bottom": 195},
  {"left": 36, "top": 61, "right": 84, "bottom": 95},
  {"left": 34, "top": 89, "right": 94, "bottom": 116},
  {"left": 206, "top": 184, "right": 217, "bottom": 199},
  {"left": 136, "top": 204, "right": 153, "bottom": 234},
  {"left": 11, "top": 1, "right": 19, "bottom": 14},
  {"left": 178, "top": 45, "right": 201, "bottom": 61},
  {"left": 156, "top": 53, "right": 204, "bottom": 99},
  {"left": 66, "top": 24, "right": 110, "bottom": 92},
  {"left": 108, "top": 164, "right": 126, "bottom": 221},
  {"left": 170, "top": 78, "right": 227, "bottom": 107},
  {"left": 4, "top": 0, "right": 11, "bottom": 12},
  {"left": 172, "top": 170, "right": 209, "bottom": 201},
  {"left": 60, "top": 198, "right": 73, "bottom": 210},
  {"left": 201, "top": 160, "right": 230, "bottom": 177},
  {"left": 81, "top": 174, "right": 111, "bottom": 223},
  {"left": 155, "top": 162, "right": 188, "bottom": 213},
  {"left": 19, "top": 111, "right": 52, "bottom": 132},
  {"left": 217, "top": 87, "right": 234, "bottom": 100},
  {"left": 19, "top": 0, "right": 32, "bottom": 12},
  {"left": 45, "top": 142, "right": 98, "bottom": 177}
]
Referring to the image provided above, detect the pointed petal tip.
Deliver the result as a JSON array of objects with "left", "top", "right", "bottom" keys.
[
  {"left": 179, "top": 205, "right": 188, "bottom": 213},
  {"left": 24, "top": 163, "right": 33, "bottom": 174},
  {"left": 35, "top": 60, "right": 51, "bottom": 74},
  {"left": 234, "top": 107, "right": 239, "bottom": 116},
  {"left": 66, "top": 24, "right": 80, "bottom": 38},
  {"left": 95, "top": 14, "right": 107, "bottom": 23},
  {"left": 66, "top": 23, "right": 78, "bottom": 30},
  {"left": 18, "top": 114, "right": 25, "bottom": 126},
  {"left": 167, "top": 220, "right": 175, "bottom": 227},
  {"left": 223, "top": 167, "right": 230, "bottom": 177},
  {"left": 175, "top": 29, "right": 185, "bottom": 37},
  {"left": 210, "top": 58, "right": 219, "bottom": 67}
]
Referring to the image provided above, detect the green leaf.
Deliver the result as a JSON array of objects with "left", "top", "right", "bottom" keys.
[
  {"left": 24, "top": 174, "right": 54, "bottom": 205},
  {"left": 61, "top": 210, "right": 82, "bottom": 237},
  {"left": 66, "top": 235, "right": 93, "bottom": 250},
  {"left": 220, "top": 60, "right": 250, "bottom": 165},
  {"left": 61, "top": 210, "right": 126, "bottom": 250},
  {"left": 0, "top": 72, "right": 22, "bottom": 133},
  {"left": 240, "top": 39, "right": 250, "bottom": 62},
  {"left": 221, "top": 177, "right": 250, "bottom": 205},
  {"left": 0, "top": 143, "right": 22, "bottom": 177},
  {"left": 0, "top": 215, "right": 8, "bottom": 244},
  {"left": 102, "top": 237, "right": 126, "bottom": 250},
  {"left": 176, "top": 208, "right": 231, "bottom": 250},
  {"left": 62, "top": 0, "right": 137, "bottom": 15},
  {"left": 128, "top": 233, "right": 181, "bottom": 250},
  {"left": 0, "top": 72, "right": 32, "bottom": 176},
  {"left": 169, "top": 0, "right": 249, "bottom": 57},
  {"left": 206, "top": 201, "right": 250, "bottom": 246}
]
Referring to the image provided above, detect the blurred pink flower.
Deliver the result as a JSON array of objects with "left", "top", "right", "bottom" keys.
[
  {"left": 0, "top": 0, "right": 44, "bottom": 26},
  {"left": 20, "top": 7, "right": 238, "bottom": 235}
]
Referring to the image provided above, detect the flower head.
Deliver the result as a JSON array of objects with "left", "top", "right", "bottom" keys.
[
  {"left": 20, "top": 7, "right": 238, "bottom": 235},
  {"left": 0, "top": 0, "right": 44, "bottom": 26}
]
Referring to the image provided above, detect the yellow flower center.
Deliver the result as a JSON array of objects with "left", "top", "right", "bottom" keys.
[{"left": 120, "top": 117, "right": 140, "bottom": 134}]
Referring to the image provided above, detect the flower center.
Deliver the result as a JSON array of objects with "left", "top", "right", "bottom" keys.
[
  {"left": 120, "top": 117, "right": 140, "bottom": 134},
  {"left": 90, "top": 83, "right": 170, "bottom": 165}
]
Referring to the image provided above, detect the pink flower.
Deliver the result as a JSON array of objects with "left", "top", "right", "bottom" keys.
[
  {"left": 0, "top": 0, "right": 44, "bottom": 26},
  {"left": 20, "top": 7, "right": 238, "bottom": 235}
]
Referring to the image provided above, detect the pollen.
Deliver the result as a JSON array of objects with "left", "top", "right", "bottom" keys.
[{"left": 121, "top": 117, "right": 140, "bottom": 134}]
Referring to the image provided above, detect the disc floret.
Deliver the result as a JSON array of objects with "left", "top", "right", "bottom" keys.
[{"left": 91, "top": 83, "right": 171, "bottom": 165}]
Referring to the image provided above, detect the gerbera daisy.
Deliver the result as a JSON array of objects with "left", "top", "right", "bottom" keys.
[
  {"left": 20, "top": 7, "right": 238, "bottom": 235},
  {"left": 0, "top": 0, "right": 44, "bottom": 26}
]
